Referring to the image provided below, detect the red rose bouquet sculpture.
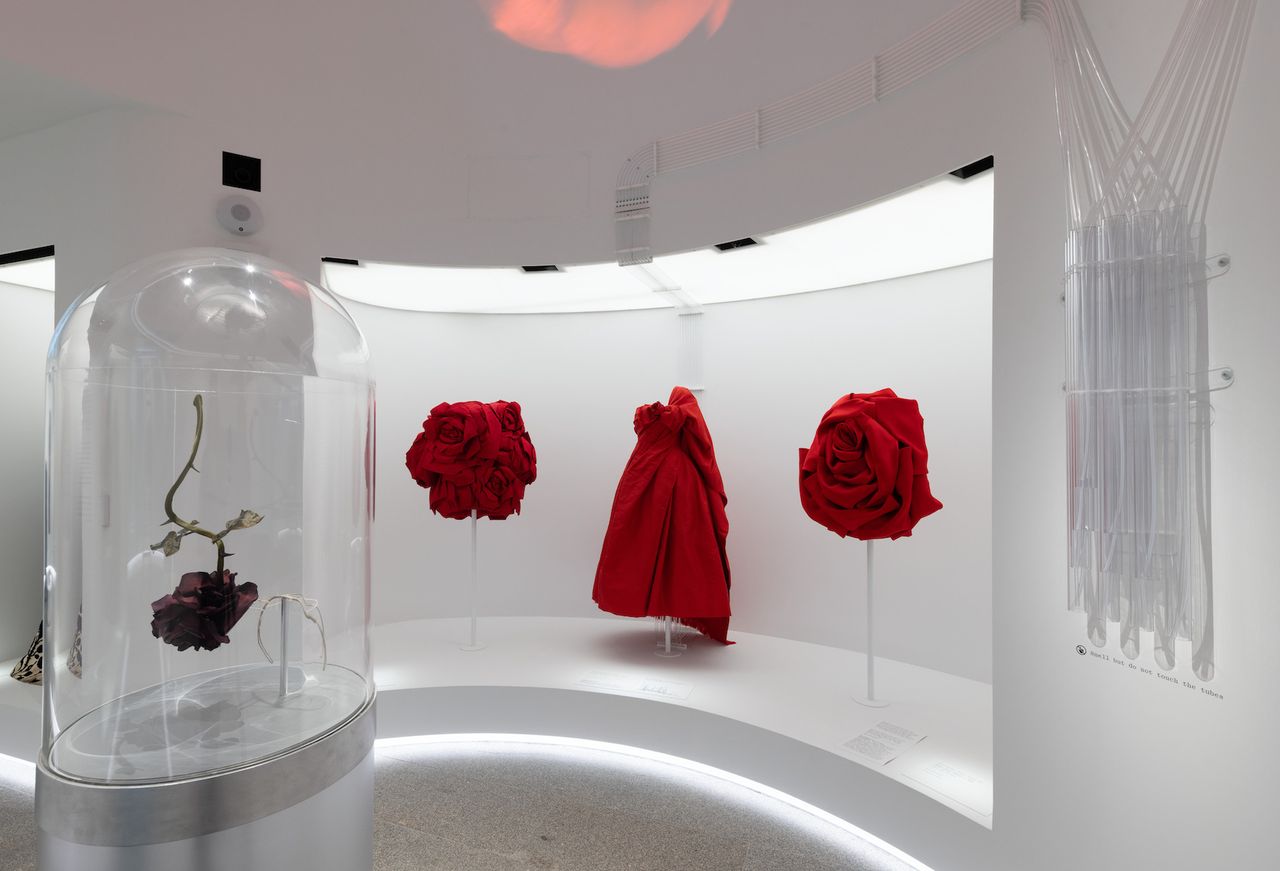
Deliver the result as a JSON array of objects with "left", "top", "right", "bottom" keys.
[
  {"left": 406, "top": 400, "right": 537, "bottom": 520},
  {"left": 798, "top": 389, "right": 942, "bottom": 541}
]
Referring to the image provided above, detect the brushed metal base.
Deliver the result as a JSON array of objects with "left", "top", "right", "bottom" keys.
[
  {"left": 37, "top": 692, "right": 374, "bottom": 870},
  {"left": 38, "top": 745, "right": 373, "bottom": 871}
]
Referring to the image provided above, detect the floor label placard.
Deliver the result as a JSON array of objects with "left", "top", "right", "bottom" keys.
[
  {"left": 842, "top": 721, "right": 925, "bottom": 765},
  {"left": 576, "top": 670, "right": 694, "bottom": 701}
]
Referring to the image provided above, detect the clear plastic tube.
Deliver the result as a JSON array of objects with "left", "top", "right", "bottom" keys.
[{"left": 1028, "top": 0, "right": 1254, "bottom": 680}]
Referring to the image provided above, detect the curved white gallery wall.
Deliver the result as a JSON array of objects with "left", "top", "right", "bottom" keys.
[
  {"left": 351, "top": 258, "right": 992, "bottom": 682},
  {"left": 0, "top": 276, "right": 50, "bottom": 659}
]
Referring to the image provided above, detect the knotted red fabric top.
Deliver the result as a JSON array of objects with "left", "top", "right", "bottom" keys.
[
  {"left": 405, "top": 400, "right": 537, "bottom": 520},
  {"left": 798, "top": 389, "right": 942, "bottom": 541},
  {"left": 593, "top": 386, "right": 732, "bottom": 644}
]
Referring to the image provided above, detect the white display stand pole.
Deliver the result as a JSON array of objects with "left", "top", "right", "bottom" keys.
[
  {"left": 461, "top": 509, "right": 485, "bottom": 651},
  {"left": 278, "top": 597, "right": 290, "bottom": 698},
  {"left": 855, "top": 540, "right": 889, "bottom": 708},
  {"left": 655, "top": 616, "right": 685, "bottom": 658}
]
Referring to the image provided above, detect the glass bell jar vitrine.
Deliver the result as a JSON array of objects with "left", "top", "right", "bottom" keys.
[{"left": 42, "top": 247, "right": 374, "bottom": 786}]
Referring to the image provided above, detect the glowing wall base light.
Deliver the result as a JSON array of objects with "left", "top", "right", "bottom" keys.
[
  {"left": 478, "top": 0, "right": 733, "bottom": 67},
  {"left": 374, "top": 733, "right": 934, "bottom": 871}
]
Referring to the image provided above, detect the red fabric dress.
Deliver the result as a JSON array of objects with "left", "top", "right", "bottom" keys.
[{"left": 592, "top": 387, "right": 732, "bottom": 644}]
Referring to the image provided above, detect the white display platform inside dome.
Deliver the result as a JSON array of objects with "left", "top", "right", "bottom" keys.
[
  {"left": 374, "top": 615, "right": 993, "bottom": 826},
  {"left": 50, "top": 664, "right": 367, "bottom": 783}
]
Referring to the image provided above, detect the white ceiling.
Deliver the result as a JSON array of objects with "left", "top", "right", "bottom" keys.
[
  {"left": 323, "top": 170, "right": 992, "bottom": 313},
  {"left": 0, "top": 3, "right": 967, "bottom": 137},
  {"left": 0, "top": 1, "right": 986, "bottom": 277},
  {"left": 0, "top": 3, "right": 968, "bottom": 241},
  {"left": 0, "top": 58, "right": 122, "bottom": 142}
]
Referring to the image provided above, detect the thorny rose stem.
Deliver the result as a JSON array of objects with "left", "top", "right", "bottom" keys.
[{"left": 162, "top": 395, "right": 229, "bottom": 574}]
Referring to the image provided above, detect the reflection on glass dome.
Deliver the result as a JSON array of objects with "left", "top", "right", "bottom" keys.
[
  {"left": 43, "top": 248, "right": 374, "bottom": 785},
  {"left": 57, "top": 248, "right": 369, "bottom": 381}
]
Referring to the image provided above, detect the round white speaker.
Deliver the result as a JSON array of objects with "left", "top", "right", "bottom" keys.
[{"left": 216, "top": 194, "right": 264, "bottom": 236}]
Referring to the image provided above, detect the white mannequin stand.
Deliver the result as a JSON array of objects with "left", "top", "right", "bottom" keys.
[
  {"left": 279, "top": 598, "right": 290, "bottom": 698},
  {"left": 854, "top": 540, "right": 889, "bottom": 707},
  {"left": 460, "top": 509, "right": 486, "bottom": 651},
  {"left": 654, "top": 616, "right": 686, "bottom": 658}
]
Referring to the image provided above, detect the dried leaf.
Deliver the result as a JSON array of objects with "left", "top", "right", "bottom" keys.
[
  {"left": 151, "top": 530, "right": 183, "bottom": 557},
  {"left": 225, "top": 509, "right": 264, "bottom": 531}
]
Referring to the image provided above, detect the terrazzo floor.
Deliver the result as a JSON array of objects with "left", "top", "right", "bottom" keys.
[{"left": 0, "top": 739, "right": 918, "bottom": 870}]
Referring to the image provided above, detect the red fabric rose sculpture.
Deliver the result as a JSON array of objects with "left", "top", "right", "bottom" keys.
[
  {"left": 405, "top": 400, "right": 537, "bottom": 520},
  {"left": 798, "top": 389, "right": 942, "bottom": 541}
]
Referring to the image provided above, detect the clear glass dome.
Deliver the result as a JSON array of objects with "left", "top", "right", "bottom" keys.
[{"left": 42, "top": 247, "right": 374, "bottom": 785}]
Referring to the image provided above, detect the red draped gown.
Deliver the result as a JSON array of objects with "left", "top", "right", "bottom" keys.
[{"left": 592, "top": 386, "right": 732, "bottom": 644}]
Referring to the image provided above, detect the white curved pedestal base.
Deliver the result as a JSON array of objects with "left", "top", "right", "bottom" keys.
[
  {"left": 376, "top": 616, "right": 992, "bottom": 824},
  {"left": 854, "top": 695, "right": 892, "bottom": 708}
]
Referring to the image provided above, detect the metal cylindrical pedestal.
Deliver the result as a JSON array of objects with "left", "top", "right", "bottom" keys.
[{"left": 36, "top": 698, "right": 375, "bottom": 871}]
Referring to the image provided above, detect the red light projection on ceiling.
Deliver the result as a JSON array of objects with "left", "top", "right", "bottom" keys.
[{"left": 478, "top": 0, "right": 734, "bottom": 68}]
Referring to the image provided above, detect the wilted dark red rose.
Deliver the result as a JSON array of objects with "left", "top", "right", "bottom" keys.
[
  {"left": 405, "top": 401, "right": 501, "bottom": 486},
  {"left": 798, "top": 389, "right": 942, "bottom": 541},
  {"left": 150, "top": 570, "right": 259, "bottom": 651}
]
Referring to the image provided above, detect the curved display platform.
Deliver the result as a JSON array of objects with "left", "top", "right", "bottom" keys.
[
  {"left": 374, "top": 618, "right": 992, "bottom": 835},
  {"left": 376, "top": 616, "right": 991, "bottom": 823},
  {"left": 4, "top": 617, "right": 994, "bottom": 870}
]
